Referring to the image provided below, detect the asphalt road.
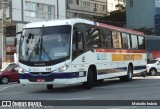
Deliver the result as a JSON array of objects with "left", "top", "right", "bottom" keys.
[{"left": 0, "top": 76, "right": 160, "bottom": 109}]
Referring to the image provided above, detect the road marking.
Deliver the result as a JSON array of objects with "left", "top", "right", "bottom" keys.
[
  {"left": 108, "top": 106, "right": 137, "bottom": 109},
  {"left": 134, "top": 76, "right": 160, "bottom": 79},
  {"left": 0, "top": 92, "right": 26, "bottom": 95},
  {"left": 0, "top": 84, "right": 21, "bottom": 91},
  {"left": 58, "top": 97, "right": 93, "bottom": 100},
  {"left": 97, "top": 82, "right": 160, "bottom": 89}
]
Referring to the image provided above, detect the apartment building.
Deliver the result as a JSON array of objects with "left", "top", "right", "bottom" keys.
[
  {"left": 0, "top": 0, "right": 122, "bottom": 62},
  {"left": 66, "top": 0, "right": 124, "bottom": 19},
  {"left": 0, "top": 0, "right": 66, "bottom": 62},
  {"left": 66, "top": 0, "right": 107, "bottom": 19}
]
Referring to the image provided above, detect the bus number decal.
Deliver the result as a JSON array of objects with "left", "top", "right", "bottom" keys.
[{"left": 112, "top": 54, "right": 142, "bottom": 61}]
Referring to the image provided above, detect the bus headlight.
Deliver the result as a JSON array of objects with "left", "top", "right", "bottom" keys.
[
  {"left": 19, "top": 68, "right": 28, "bottom": 73},
  {"left": 59, "top": 64, "right": 69, "bottom": 72}
]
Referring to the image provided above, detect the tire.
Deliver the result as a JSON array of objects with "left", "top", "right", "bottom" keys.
[
  {"left": 120, "top": 65, "right": 133, "bottom": 82},
  {"left": 97, "top": 79, "right": 104, "bottom": 83},
  {"left": 83, "top": 68, "right": 93, "bottom": 89},
  {"left": 1, "top": 76, "right": 9, "bottom": 84},
  {"left": 149, "top": 68, "right": 157, "bottom": 76},
  {"left": 47, "top": 84, "right": 53, "bottom": 90}
]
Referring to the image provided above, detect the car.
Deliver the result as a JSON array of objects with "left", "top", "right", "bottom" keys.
[
  {"left": 0, "top": 63, "right": 19, "bottom": 84},
  {"left": 147, "top": 58, "right": 160, "bottom": 76}
]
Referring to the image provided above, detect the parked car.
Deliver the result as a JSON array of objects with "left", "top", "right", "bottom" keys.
[
  {"left": 147, "top": 58, "right": 160, "bottom": 76},
  {"left": 0, "top": 63, "right": 19, "bottom": 84}
]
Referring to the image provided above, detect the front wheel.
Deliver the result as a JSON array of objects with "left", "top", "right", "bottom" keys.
[
  {"left": 1, "top": 76, "right": 9, "bottom": 84},
  {"left": 83, "top": 69, "right": 93, "bottom": 89},
  {"left": 47, "top": 84, "right": 53, "bottom": 90},
  {"left": 149, "top": 68, "right": 157, "bottom": 76}
]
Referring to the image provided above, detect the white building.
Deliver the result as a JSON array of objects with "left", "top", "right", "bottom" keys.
[
  {"left": 67, "top": 0, "right": 108, "bottom": 19},
  {"left": 0, "top": 0, "right": 122, "bottom": 62},
  {"left": 0, "top": 0, "right": 66, "bottom": 62},
  {"left": 107, "top": 0, "right": 125, "bottom": 12}
]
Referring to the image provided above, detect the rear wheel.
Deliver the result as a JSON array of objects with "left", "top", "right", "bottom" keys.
[
  {"left": 149, "top": 68, "right": 157, "bottom": 76},
  {"left": 47, "top": 84, "right": 53, "bottom": 90},
  {"left": 83, "top": 68, "right": 93, "bottom": 89},
  {"left": 1, "top": 76, "right": 9, "bottom": 84},
  {"left": 120, "top": 65, "right": 133, "bottom": 82}
]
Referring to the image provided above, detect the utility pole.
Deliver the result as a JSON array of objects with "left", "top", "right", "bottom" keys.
[
  {"left": 1, "top": 0, "right": 7, "bottom": 67},
  {"left": 57, "top": 0, "right": 59, "bottom": 19}
]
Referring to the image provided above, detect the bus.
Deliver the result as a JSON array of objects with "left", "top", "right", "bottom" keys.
[{"left": 16, "top": 18, "right": 147, "bottom": 89}]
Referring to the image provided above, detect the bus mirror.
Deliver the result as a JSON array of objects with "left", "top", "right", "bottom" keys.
[{"left": 14, "top": 32, "right": 22, "bottom": 46}]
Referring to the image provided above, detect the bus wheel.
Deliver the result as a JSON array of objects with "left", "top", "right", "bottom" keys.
[
  {"left": 83, "top": 68, "right": 93, "bottom": 89},
  {"left": 97, "top": 79, "right": 104, "bottom": 83},
  {"left": 120, "top": 65, "right": 133, "bottom": 82},
  {"left": 47, "top": 84, "right": 53, "bottom": 90},
  {"left": 149, "top": 68, "right": 157, "bottom": 76}
]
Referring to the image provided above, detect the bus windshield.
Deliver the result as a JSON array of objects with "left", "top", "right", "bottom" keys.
[{"left": 19, "top": 25, "right": 71, "bottom": 63}]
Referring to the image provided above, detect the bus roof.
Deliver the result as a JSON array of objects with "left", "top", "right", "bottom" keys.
[
  {"left": 99, "top": 23, "right": 144, "bottom": 36},
  {"left": 24, "top": 18, "right": 144, "bottom": 35}
]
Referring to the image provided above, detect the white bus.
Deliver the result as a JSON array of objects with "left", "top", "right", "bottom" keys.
[{"left": 17, "top": 18, "right": 147, "bottom": 89}]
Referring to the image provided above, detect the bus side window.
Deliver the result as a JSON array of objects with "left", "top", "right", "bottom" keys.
[
  {"left": 122, "top": 33, "right": 131, "bottom": 49},
  {"left": 131, "top": 35, "right": 138, "bottom": 49},
  {"left": 73, "top": 30, "right": 83, "bottom": 50},
  {"left": 100, "top": 28, "right": 112, "bottom": 48},
  {"left": 86, "top": 26, "right": 100, "bottom": 48},
  {"left": 138, "top": 36, "right": 145, "bottom": 49}
]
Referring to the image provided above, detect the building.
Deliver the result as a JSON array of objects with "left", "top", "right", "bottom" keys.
[
  {"left": 107, "top": 0, "right": 125, "bottom": 12},
  {"left": 0, "top": 0, "right": 66, "bottom": 63},
  {"left": 0, "top": 0, "right": 122, "bottom": 64},
  {"left": 67, "top": 0, "right": 125, "bottom": 19},
  {"left": 67, "top": 0, "right": 108, "bottom": 19},
  {"left": 126, "top": 0, "right": 160, "bottom": 35}
]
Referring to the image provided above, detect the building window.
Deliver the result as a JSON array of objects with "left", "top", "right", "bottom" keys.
[
  {"left": 68, "top": 0, "right": 73, "bottom": 4},
  {"left": 76, "top": 0, "right": 79, "bottom": 5},
  {"left": 25, "top": 1, "right": 55, "bottom": 19},
  {"left": 25, "top": 2, "right": 36, "bottom": 17},
  {"left": 102, "top": 5, "right": 106, "bottom": 11},
  {"left": 130, "top": 0, "right": 133, "bottom": 7},
  {"left": 83, "top": 1, "right": 86, "bottom": 6}
]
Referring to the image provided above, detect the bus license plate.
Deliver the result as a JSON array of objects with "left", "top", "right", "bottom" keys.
[{"left": 37, "top": 79, "right": 45, "bottom": 82}]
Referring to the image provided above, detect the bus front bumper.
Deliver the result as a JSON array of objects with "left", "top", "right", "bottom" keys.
[{"left": 19, "top": 72, "right": 86, "bottom": 85}]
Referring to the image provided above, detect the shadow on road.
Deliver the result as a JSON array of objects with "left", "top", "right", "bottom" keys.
[{"left": 31, "top": 78, "right": 142, "bottom": 93}]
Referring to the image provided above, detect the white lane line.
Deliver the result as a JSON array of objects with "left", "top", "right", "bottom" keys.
[
  {"left": 0, "top": 92, "right": 26, "bottom": 95},
  {"left": 0, "top": 84, "right": 21, "bottom": 91},
  {"left": 97, "top": 82, "right": 160, "bottom": 89},
  {"left": 58, "top": 97, "right": 93, "bottom": 100},
  {"left": 108, "top": 106, "right": 137, "bottom": 109}
]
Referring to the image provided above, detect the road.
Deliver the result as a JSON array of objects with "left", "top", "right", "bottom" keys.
[{"left": 0, "top": 76, "right": 160, "bottom": 109}]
